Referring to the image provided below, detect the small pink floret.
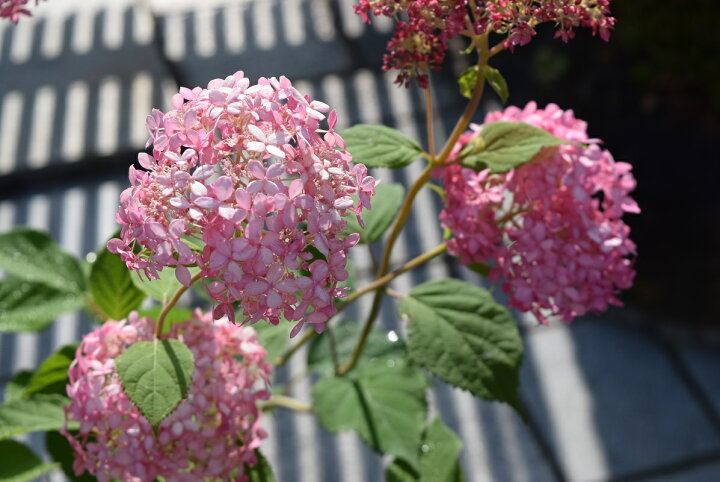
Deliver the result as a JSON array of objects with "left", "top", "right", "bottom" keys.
[
  {"left": 109, "top": 72, "right": 376, "bottom": 333},
  {"left": 0, "top": 0, "right": 43, "bottom": 23},
  {"left": 438, "top": 102, "right": 638, "bottom": 324},
  {"left": 63, "top": 311, "right": 272, "bottom": 481}
]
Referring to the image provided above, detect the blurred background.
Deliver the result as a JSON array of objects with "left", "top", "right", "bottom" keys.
[{"left": 0, "top": 0, "right": 719, "bottom": 480}]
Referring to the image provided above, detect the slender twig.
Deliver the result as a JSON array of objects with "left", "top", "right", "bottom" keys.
[
  {"left": 261, "top": 395, "right": 313, "bottom": 413},
  {"left": 275, "top": 328, "right": 317, "bottom": 367},
  {"left": 336, "top": 36, "right": 491, "bottom": 375},
  {"left": 385, "top": 288, "right": 404, "bottom": 299},
  {"left": 424, "top": 86, "right": 436, "bottom": 160},
  {"left": 272, "top": 37, "right": 490, "bottom": 373},
  {"left": 376, "top": 165, "right": 434, "bottom": 280},
  {"left": 273, "top": 243, "right": 448, "bottom": 368},
  {"left": 336, "top": 243, "right": 447, "bottom": 375},
  {"left": 281, "top": 370, "right": 310, "bottom": 396},
  {"left": 337, "top": 243, "right": 448, "bottom": 313},
  {"left": 346, "top": 164, "right": 433, "bottom": 359},
  {"left": 367, "top": 243, "right": 379, "bottom": 273},
  {"left": 488, "top": 41, "right": 505, "bottom": 58},
  {"left": 437, "top": 34, "right": 490, "bottom": 163},
  {"left": 155, "top": 271, "right": 203, "bottom": 338},
  {"left": 327, "top": 326, "right": 341, "bottom": 374}
]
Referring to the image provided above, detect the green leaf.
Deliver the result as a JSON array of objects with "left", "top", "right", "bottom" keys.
[
  {"left": 466, "top": 262, "right": 491, "bottom": 277},
  {"left": 246, "top": 450, "right": 277, "bottom": 482},
  {"left": 89, "top": 248, "right": 146, "bottom": 320},
  {"left": 180, "top": 234, "right": 204, "bottom": 252},
  {"left": 385, "top": 417, "right": 463, "bottom": 482},
  {"left": 482, "top": 66, "right": 509, "bottom": 104},
  {"left": 308, "top": 321, "right": 405, "bottom": 377},
  {"left": 0, "top": 440, "right": 57, "bottom": 482},
  {"left": 130, "top": 266, "right": 198, "bottom": 304},
  {"left": 45, "top": 431, "right": 95, "bottom": 482},
  {"left": 459, "top": 65, "right": 509, "bottom": 104},
  {"left": 253, "top": 320, "right": 294, "bottom": 364},
  {"left": 0, "top": 229, "right": 85, "bottom": 293},
  {"left": 23, "top": 344, "right": 77, "bottom": 398},
  {"left": 3, "top": 371, "right": 32, "bottom": 402},
  {"left": 386, "top": 458, "right": 419, "bottom": 482},
  {"left": 459, "top": 121, "right": 566, "bottom": 173},
  {"left": 458, "top": 65, "right": 479, "bottom": 99},
  {"left": 398, "top": 279, "right": 523, "bottom": 410},
  {"left": 139, "top": 307, "right": 193, "bottom": 335},
  {"left": 312, "top": 357, "right": 427, "bottom": 467},
  {"left": 344, "top": 183, "right": 405, "bottom": 243},
  {"left": 116, "top": 339, "right": 195, "bottom": 428},
  {"left": 0, "top": 279, "right": 85, "bottom": 332},
  {"left": 418, "top": 417, "right": 463, "bottom": 482},
  {"left": 340, "top": 124, "right": 422, "bottom": 169},
  {"left": 0, "top": 394, "right": 76, "bottom": 439},
  {"left": 303, "top": 244, "right": 328, "bottom": 263}
]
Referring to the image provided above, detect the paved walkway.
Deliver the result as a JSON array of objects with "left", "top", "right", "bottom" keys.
[{"left": 1, "top": 1, "right": 719, "bottom": 480}]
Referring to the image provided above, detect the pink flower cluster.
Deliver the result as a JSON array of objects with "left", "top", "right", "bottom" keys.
[
  {"left": 109, "top": 72, "right": 376, "bottom": 334},
  {"left": 355, "top": 0, "right": 467, "bottom": 88},
  {"left": 354, "top": 0, "right": 614, "bottom": 86},
  {"left": 1, "top": 0, "right": 41, "bottom": 23},
  {"left": 63, "top": 311, "right": 272, "bottom": 481},
  {"left": 438, "top": 102, "right": 638, "bottom": 323}
]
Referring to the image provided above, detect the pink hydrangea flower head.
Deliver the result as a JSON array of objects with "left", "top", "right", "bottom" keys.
[
  {"left": 109, "top": 72, "right": 376, "bottom": 334},
  {"left": 439, "top": 102, "right": 638, "bottom": 323},
  {"left": 354, "top": 1, "right": 614, "bottom": 86},
  {"left": 63, "top": 311, "right": 272, "bottom": 481},
  {"left": 1, "top": 0, "right": 42, "bottom": 23}
]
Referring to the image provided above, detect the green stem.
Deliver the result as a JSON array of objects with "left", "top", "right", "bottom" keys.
[
  {"left": 261, "top": 395, "right": 313, "bottom": 413},
  {"left": 425, "top": 85, "right": 436, "bottom": 160},
  {"left": 275, "top": 328, "right": 318, "bottom": 367},
  {"left": 347, "top": 165, "right": 433, "bottom": 353},
  {"left": 336, "top": 243, "right": 447, "bottom": 375},
  {"left": 274, "top": 243, "right": 448, "bottom": 369},
  {"left": 336, "top": 36, "right": 491, "bottom": 375},
  {"left": 337, "top": 243, "right": 448, "bottom": 313},
  {"left": 155, "top": 270, "right": 203, "bottom": 338},
  {"left": 437, "top": 34, "right": 490, "bottom": 163},
  {"left": 377, "top": 165, "right": 434, "bottom": 279},
  {"left": 326, "top": 326, "right": 341, "bottom": 374}
]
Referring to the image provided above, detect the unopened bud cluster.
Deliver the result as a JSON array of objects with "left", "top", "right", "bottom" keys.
[{"left": 355, "top": 0, "right": 614, "bottom": 87}]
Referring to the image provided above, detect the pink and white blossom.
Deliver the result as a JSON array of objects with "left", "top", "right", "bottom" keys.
[
  {"left": 109, "top": 72, "right": 376, "bottom": 333},
  {"left": 63, "top": 311, "right": 272, "bottom": 482}
]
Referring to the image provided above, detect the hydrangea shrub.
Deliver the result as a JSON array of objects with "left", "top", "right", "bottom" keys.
[{"left": 0, "top": 1, "right": 638, "bottom": 480}]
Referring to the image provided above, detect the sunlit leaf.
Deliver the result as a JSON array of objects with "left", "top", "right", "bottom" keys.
[
  {"left": 0, "top": 279, "right": 84, "bottom": 332},
  {"left": 313, "top": 357, "right": 427, "bottom": 466},
  {"left": 0, "top": 229, "right": 85, "bottom": 293},
  {"left": 399, "top": 279, "right": 523, "bottom": 412},
  {"left": 341, "top": 125, "right": 422, "bottom": 169},
  {"left": 0, "top": 439, "right": 57, "bottom": 482},
  {"left": 116, "top": 339, "right": 195, "bottom": 428},
  {"left": 89, "top": 248, "right": 145, "bottom": 320}
]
